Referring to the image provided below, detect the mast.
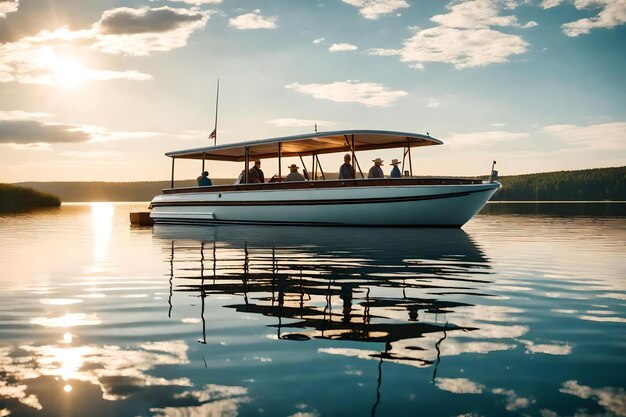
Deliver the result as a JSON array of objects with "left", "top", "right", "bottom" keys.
[{"left": 213, "top": 79, "right": 220, "bottom": 146}]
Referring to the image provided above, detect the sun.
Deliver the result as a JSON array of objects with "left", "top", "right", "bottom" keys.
[{"left": 53, "top": 57, "right": 86, "bottom": 88}]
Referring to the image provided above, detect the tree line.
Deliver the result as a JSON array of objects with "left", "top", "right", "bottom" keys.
[{"left": 491, "top": 166, "right": 626, "bottom": 201}]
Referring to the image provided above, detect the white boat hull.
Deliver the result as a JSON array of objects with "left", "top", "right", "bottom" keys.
[{"left": 150, "top": 182, "right": 500, "bottom": 227}]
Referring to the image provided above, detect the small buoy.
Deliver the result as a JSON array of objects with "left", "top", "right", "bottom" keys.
[{"left": 130, "top": 212, "right": 154, "bottom": 226}]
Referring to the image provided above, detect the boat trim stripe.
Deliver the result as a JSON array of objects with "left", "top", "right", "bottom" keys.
[{"left": 151, "top": 188, "right": 492, "bottom": 207}]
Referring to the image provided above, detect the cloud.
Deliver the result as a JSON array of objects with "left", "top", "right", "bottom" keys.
[
  {"left": 92, "top": 7, "right": 211, "bottom": 55},
  {"left": 266, "top": 118, "right": 336, "bottom": 127},
  {"left": 561, "top": 0, "right": 626, "bottom": 36},
  {"left": 542, "top": 0, "right": 562, "bottom": 7},
  {"left": 313, "top": 37, "right": 325, "bottom": 44},
  {"left": 286, "top": 80, "right": 408, "bottom": 107},
  {"left": 342, "top": 0, "right": 409, "bottom": 19},
  {"left": 492, "top": 388, "right": 534, "bottom": 411},
  {"left": 426, "top": 97, "right": 440, "bottom": 108},
  {"left": 518, "top": 340, "right": 572, "bottom": 355},
  {"left": 0, "top": 0, "right": 17, "bottom": 18},
  {"left": 96, "top": 7, "right": 207, "bottom": 35},
  {"left": 229, "top": 10, "right": 277, "bottom": 30},
  {"left": 543, "top": 122, "right": 626, "bottom": 150},
  {"left": 165, "top": 0, "right": 222, "bottom": 4},
  {"left": 0, "top": 120, "right": 91, "bottom": 144},
  {"left": 431, "top": 0, "right": 523, "bottom": 28},
  {"left": 445, "top": 130, "right": 530, "bottom": 147},
  {"left": 368, "top": 0, "right": 530, "bottom": 69},
  {"left": 436, "top": 378, "right": 485, "bottom": 394},
  {"left": 328, "top": 43, "right": 358, "bottom": 52},
  {"left": 0, "top": 112, "right": 158, "bottom": 145},
  {"left": 561, "top": 380, "right": 626, "bottom": 416}
]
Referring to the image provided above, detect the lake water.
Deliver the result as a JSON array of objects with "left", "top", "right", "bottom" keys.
[{"left": 0, "top": 203, "right": 625, "bottom": 417}]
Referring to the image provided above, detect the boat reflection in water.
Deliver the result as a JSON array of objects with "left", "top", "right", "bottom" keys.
[{"left": 154, "top": 224, "right": 495, "bottom": 401}]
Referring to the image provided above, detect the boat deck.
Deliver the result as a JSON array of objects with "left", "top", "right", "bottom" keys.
[{"left": 164, "top": 177, "right": 483, "bottom": 194}]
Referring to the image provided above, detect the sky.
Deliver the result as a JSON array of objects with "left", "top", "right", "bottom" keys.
[{"left": 0, "top": 0, "right": 624, "bottom": 182}]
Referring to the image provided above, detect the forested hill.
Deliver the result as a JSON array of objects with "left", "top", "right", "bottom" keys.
[
  {"left": 15, "top": 166, "right": 625, "bottom": 202},
  {"left": 492, "top": 166, "right": 626, "bottom": 201},
  {"left": 15, "top": 179, "right": 235, "bottom": 202}
]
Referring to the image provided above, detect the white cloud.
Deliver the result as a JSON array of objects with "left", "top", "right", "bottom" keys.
[
  {"left": 522, "top": 20, "right": 538, "bottom": 28},
  {"left": 368, "top": 0, "right": 530, "bottom": 69},
  {"left": 266, "top": 118, "right": 336, "bottom": 127},
  {"left": 492, "top": 388, "right": 535, "bottom": 411},
  {"left": 286, "top": 80, "right": 408, "bottom": 107},
  {"left": 519, "top": 340, "right": 572, "bottom": 355},
  {"left": 431, "top": 0, "right": 522, "bottom": 28},
  {"left": 342, "top": 0, "right": 409, "bottom": 19},
  {"left": 229, "top": 10, "right": 277, "bottom": 30},
  {"left": 543, "top": 122, "right": 626, "bottom": 150},
  {"left": 445, "top": 130, "right": 530, "bottom": 147},
  {"left": 166, "top": 0, "right": 222, "bottom": 4},
  {"left": 328, "top": 43, "right": 358, "bottom": 52},
  {"left": 562, "top": 0, "right": 626, "bottom": 36},
  {"left": 313, "top": 37, "right": 325, "bottom": 44},
  {"left": 561, "top": 380, "right": 626, "bottom": 416},
  {"left": 436, "top": 378, "right": 485, "bottom": 394},
  {"left": 400, "top": 26, "right": 528, "bottom": 69},
  {"left": 0, "top": 0, "right": 18, "bottom": 18},
  {"left": 426, "top": 97, "right": 440, "bottom": 108},
  {"left": 542, "top": 0, "right": 562, "bottom": 7}
]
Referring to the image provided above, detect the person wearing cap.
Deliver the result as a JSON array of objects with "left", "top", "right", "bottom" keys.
[
  {"left": 338, "top": 153, "right": 355, "bottom": 180},
  {"left": 368, "top": 158, "right": 384, "bottom": 179},
  {"left": 248, "top": 159, "right": 265, "bottom": 183},
  {"left": 197, "top": 171, "right": 212, "bottom": 186},
  {"left": 389, "top": 159, "right": 402, "bottom": 178},
  {"left": 285, "top": 164, "right": 305, "bottom": 182}
]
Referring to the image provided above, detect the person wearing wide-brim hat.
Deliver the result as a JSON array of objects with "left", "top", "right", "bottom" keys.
[
  {"left": 368, "top": 158, "right": 385, "bottom": 179},
  {"left": 285, "top": 163, "right": 305, "bottom": 182},
  {"left": 389, "top": 158, "right": 402, "bottom": 178}
]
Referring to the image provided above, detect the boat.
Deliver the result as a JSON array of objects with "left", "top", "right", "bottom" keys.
[{"left": 149, "top": 130, "right": 501, "bottom": 227}]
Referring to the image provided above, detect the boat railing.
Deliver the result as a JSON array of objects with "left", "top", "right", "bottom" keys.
[{"left": 163, "top": 177, "right": 483, "bottom": 194}]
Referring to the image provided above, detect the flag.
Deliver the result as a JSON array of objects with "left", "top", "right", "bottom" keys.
[{"left": 208, "top": 129, "right": 216, "bottom": 140}]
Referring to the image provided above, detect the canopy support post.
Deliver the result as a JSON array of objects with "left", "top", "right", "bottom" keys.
[
  {"left": 170, "top": 157, "right": 175, "bottom": 189},
  {"left": 244, "top": 146, "right": 249, "bottom": 184},
  {"left": 352, "top": 134, "right": 364, "bottom": 179},
  {"left": 312, "top": 154, "right": 316, "bottom": 181},
  {"left": 202, "top": 152, "right": 205, "bottom": 172},
  {"left": 407, "top": 139, "right": 413, "bottom": 177},
  {"left": 278, "top": 143, "right": 282, "bottom": 180},
  {"left": 316, "top": 155, "right": 325, "bottom": 180},
  {"left": 298, "top": 154, "right": 309, "bottom": 180}
]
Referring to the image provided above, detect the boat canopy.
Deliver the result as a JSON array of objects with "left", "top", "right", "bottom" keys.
[{"left": 165, "top": 130, "right": 442, "bottom": 162}]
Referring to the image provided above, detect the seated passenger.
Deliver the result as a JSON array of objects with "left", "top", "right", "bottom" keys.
[
  {"left": 368, "top": 158, "right": 384, "bottom": 179},
  {"left": 197, "top": 171, "right": 212, "bottom": 186},
  {"left": 285, "top": 164, "right": 305, "bottom": 182},
  {"left": 338, "top": 153, "right": 355, "bottom": 180},
  {"left": 248, "top": 160, "right": 265, "bottom": 183},
  {"left": 389, "top": 159, "right": 401, "bottom": 178}
]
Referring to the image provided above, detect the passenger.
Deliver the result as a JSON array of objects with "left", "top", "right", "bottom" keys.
[
  {"left": 338, "top": 153, "right": 355, "bottom": 180},
  {"left": 285, "top": 164, "right": 305, "bottom": 182},
  {"left": 197, "top": 171, "right": 212, "bottom": 186},
  {"left": 368, "top": 158, "right": 385, "bottom": 179},
  {"left": 248, "top": 159, "right": 265, "bottom": 183},
  {"left": 390, "top": 159, "right": 402, "bottom": 178}
]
